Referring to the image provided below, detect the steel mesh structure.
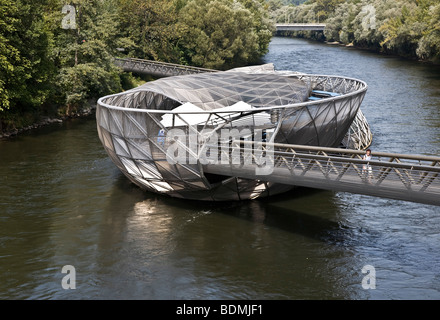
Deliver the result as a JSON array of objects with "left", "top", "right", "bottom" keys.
[
  {"left": 204, "top": 141, "right": 440, "bottom": 206},
  {"left": 97, "top": 65, "right": 369, "bottom": 200}
]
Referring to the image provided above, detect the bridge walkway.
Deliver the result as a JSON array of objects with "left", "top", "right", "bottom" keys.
[
  {"left": 114, "top": 57, "right": 217, "bottom": 77},
  {"left": 202, "top": 141, "right": 440, "bottom": 206}
]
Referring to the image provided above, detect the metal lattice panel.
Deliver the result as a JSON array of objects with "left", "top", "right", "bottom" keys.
[{"left": 203, "top": 141, "right": 440, "bottom": 206}]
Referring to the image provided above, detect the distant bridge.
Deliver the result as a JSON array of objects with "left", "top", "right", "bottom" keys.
[{"left": 275, "top": 23, "right": 326, "bottom": 31}]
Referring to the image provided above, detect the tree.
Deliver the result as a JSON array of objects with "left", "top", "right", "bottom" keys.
[
  {"left": 417, "top": 2, "right": 440, "bottom": 62},
  {"left": 324, "top": 2, "right": 360, "bottom": 43},
  {"left": 313, "top": 0, "right": 345, "bottom": 22},
  {"left": 0, "top": 0, "right": 55, "bottom": 113},
  {"left": 0, "top": 0, "right": 18, "bottom": 111},
  {"left": 50, "top": 0, "right": 124, "bottom": 114},
  {"left": 117, "top": 0, "right": 185, "bottom": 63},
  {"left": 178, "top": 0, "right": 272, "bottom": 69}
]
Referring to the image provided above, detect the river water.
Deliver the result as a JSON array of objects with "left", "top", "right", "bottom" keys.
[{"left": 1, "top": 36, "right": 440, "bottom": 300}]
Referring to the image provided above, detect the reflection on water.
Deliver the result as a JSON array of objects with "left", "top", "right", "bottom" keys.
[
  {"left": 1, "top": 37, "right": 440, "bottom": 300},
  {"left": 85, "top": 186, "right": 368, "bottom": 300}
]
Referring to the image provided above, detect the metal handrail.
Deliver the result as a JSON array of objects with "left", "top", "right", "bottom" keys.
[
  {"left": 233, "top": 142, "right": 440, "bottom": 177},
  {"left": 114, "top": 57, "right": 217, "bottom": 75},
  {"left": 200, "top": 140, "right": 440, "bottom": 205}
]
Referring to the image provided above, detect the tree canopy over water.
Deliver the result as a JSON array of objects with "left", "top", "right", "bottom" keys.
[
  {"left": 0, "top": 0, "right": 273, "bottom": 131},
  {"left": 269, "top": 0, "right": 440, "bottom": 62}
]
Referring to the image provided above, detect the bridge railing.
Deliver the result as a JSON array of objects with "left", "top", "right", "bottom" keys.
[
  {"left": 204, "top": 140, "right": 440, "bottom": 205},
  {"left": 114, "top": 57, "right": 217, "bottom": 77}
]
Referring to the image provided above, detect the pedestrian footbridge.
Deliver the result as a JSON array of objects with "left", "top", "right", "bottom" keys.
[
  {"left": 202, "top": 141, "right": 440, "bottom": 206},
  {"left": 101, "top": 58, "right": 439, "bottom": 206},
  {"left": 114, "top": 57, "right": 216, "bottom": 78}
]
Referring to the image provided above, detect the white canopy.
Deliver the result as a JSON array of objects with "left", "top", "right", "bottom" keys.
[
  {"left": 160, "top": 101, "right": 259, "bottom": 127},
  {"left": 160, "top": 102, "right": 208, "bottom": 127}
]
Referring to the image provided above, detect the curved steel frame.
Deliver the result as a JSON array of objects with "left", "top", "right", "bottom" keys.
[{"left": 97, "top": 69, "right": 369, "bottom": 200}]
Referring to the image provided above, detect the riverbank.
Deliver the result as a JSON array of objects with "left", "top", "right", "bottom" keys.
[
  {"left": 0, "top": 104, "right": 96, "bottom": 140},
  {"left": 0, "top": 74, "right": 148, "bottom": 140},
  {"left": 323, "top": 39, "right": 428, "bottom": 62},
  {"left": 288, "top": 33, "right": 439, "bottom": 64}
]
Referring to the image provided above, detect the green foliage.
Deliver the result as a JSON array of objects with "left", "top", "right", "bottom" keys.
[
  {"left": 0, "top": 0, "right": 55, "bottom": 112},
  {"left": 416, "top": 3, "right": 440, "bottom": 62},
  {"left": 57, "top": 63, "right": 122, "bottom": 114},
  {"left": 0, "top": 0, "right": 18, "bottom": 111},
  {"left": 314, "top": 0, "right": 345, "bottom": 21},
  {"left": 178, "top": 0, "right": 273, "bottom": 69},
  {"left": 117, "top": 0, "right": 185, "bottom": 63},
  {"left": 1, "top": 0, "right": 274, "bottom": 130},
  {"left": 116, "top": 0, "right": 274, "bottom": 68},
  {"left": 49, "top": 0, "right": 124, "bottom": 113}
]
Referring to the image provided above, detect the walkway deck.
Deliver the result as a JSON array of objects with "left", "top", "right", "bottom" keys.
[
  {"left": 202, "top": 141, "right": 440, "bottom": 206},
  {"left": 114, "top": 57, "right": 216, "bottom": 77}
]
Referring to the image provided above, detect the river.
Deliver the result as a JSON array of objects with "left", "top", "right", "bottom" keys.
[{"left": 1, "top": 36, "right": 439, "bottom": 300}]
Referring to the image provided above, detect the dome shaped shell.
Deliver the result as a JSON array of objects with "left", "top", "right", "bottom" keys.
[{"left": 97, "top": 67, "right": 367, "bottom": 200}]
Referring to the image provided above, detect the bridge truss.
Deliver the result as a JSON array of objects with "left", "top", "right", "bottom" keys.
[
  {"left": 203, "top": 141, "right": 440, "bottom": 206},
  {"left": 114, "top": 58, "right": 216, "bottom": 78}
]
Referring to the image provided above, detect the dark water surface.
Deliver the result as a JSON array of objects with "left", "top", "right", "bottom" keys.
[{"left": 1, "top": 37, "right": 440, "bottom": 300}]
